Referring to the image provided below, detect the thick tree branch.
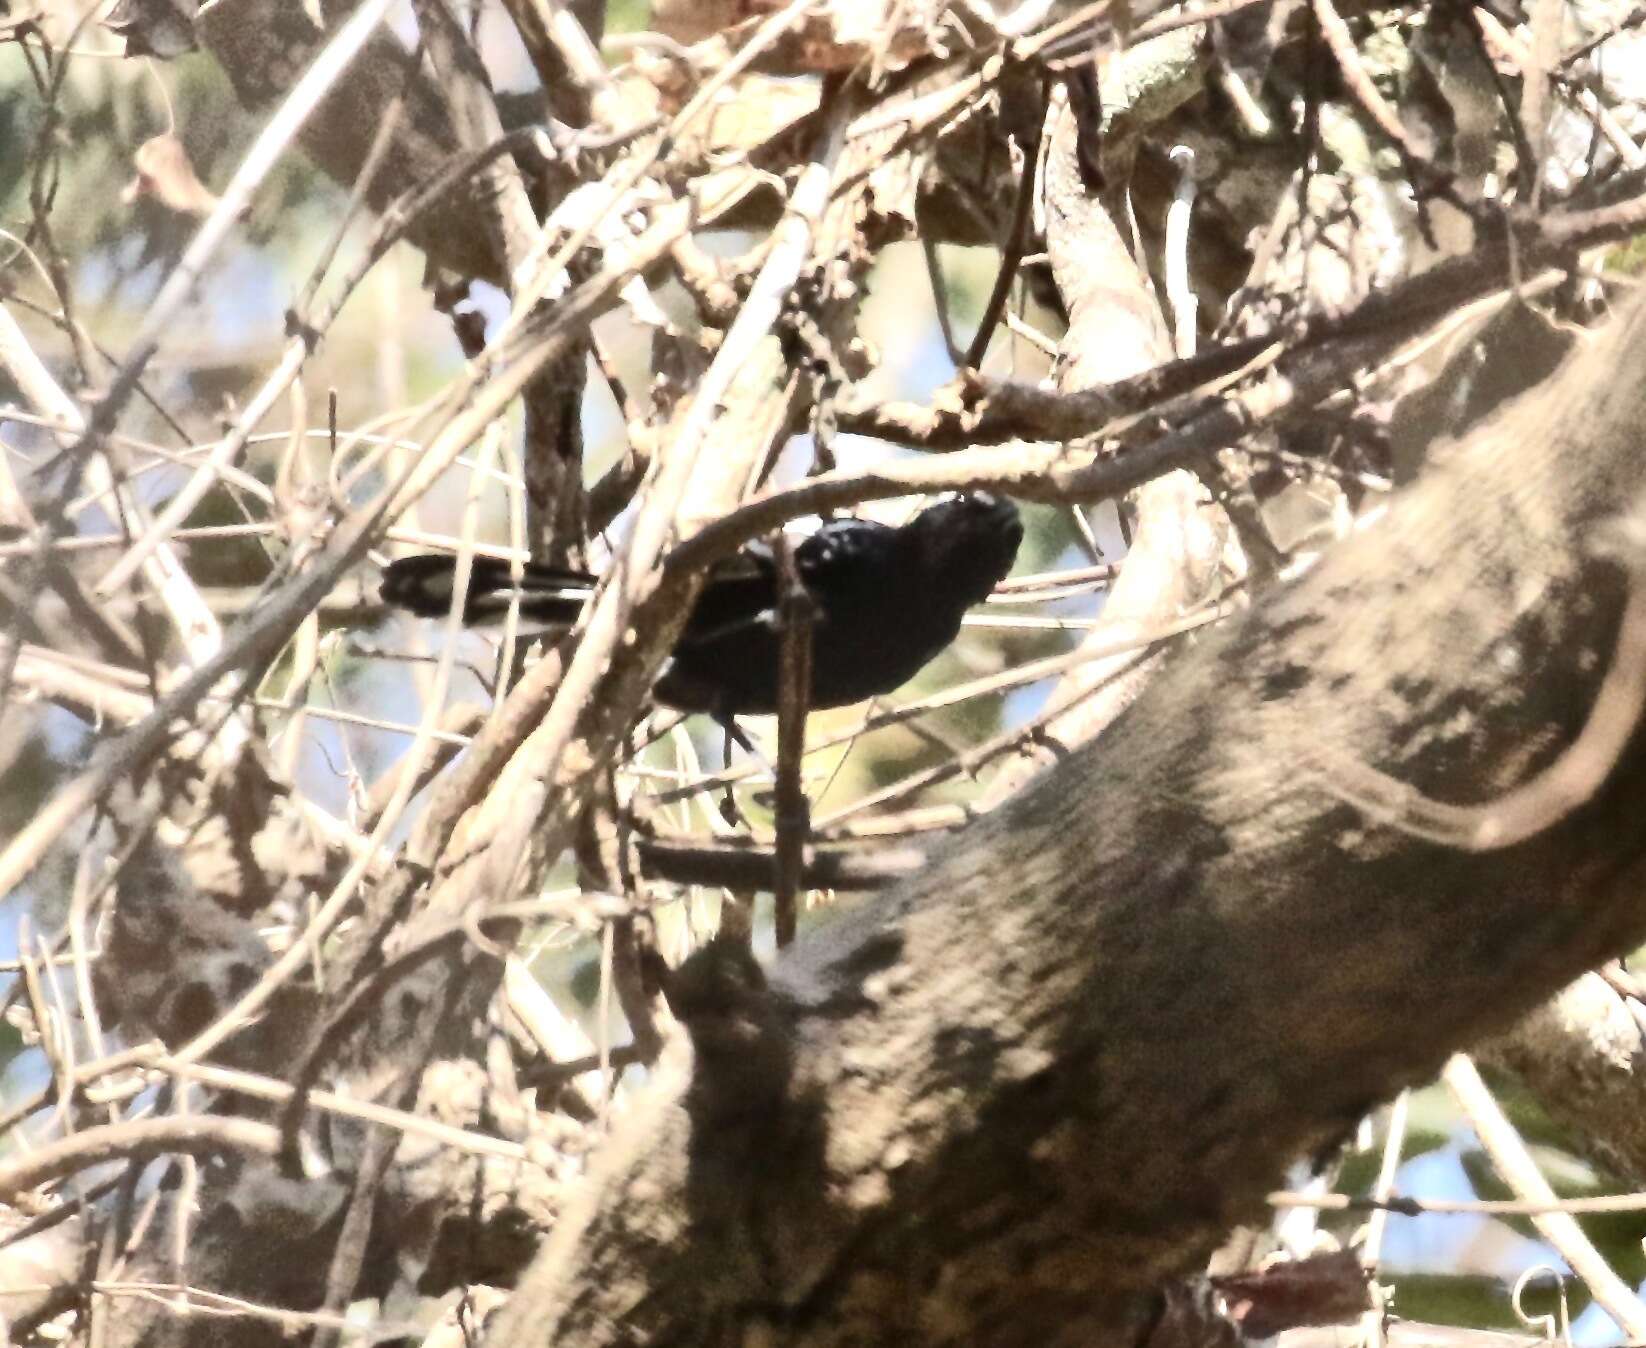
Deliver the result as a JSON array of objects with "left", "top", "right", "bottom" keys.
[{"left": 196, "top": 0, "right": 517, "bottom": 283}]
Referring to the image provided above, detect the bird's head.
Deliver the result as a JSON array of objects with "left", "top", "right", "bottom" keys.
[{"left": 904, "top": 491, "right": 1024, "bottom": 605}]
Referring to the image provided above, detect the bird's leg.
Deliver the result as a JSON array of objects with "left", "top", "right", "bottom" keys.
[
  {"left": 720, "top": 714, "right": 759, "bottom": 757},
  {"left": 717, "top": 714, "right": 756, "bottom": 826}
]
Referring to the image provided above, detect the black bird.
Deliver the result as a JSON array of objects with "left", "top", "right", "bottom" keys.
[{"left": 380, "top": 493, "right": 1023, "bottom": 718}]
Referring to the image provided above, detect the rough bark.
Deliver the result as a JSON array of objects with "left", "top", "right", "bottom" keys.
[
  {"left": 195, "top": 0, "right": 515, "bottom": 284},
  {"left": 486, "top": 293, "right": 1646, "bottom": 1347},
  {"left": 1480, "top": 974, "right": 1646, "bottom": 1186}
]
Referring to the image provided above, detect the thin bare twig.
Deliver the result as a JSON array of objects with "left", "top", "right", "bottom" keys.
[
  {"left": 1272, "top": 1187, "right": 1646, "bottom": 1218},
  {"left": 0, "top": 1118, "right": 283, "bottom": 1205},
  {"left": 0, "top": 200, "right": 692, "bottom": 923},
  {"left": 49, "top": 0, "right": 398, "bottom": 482},
  {"left": 772, "top": 532, "right": 816, "bottom": 946},
  {"left": 962, "top": 72, "right": 1048, "bottom": 372},
  {"left": 1445, "top": 1054, "right": 1646, "bottom": 1340}
]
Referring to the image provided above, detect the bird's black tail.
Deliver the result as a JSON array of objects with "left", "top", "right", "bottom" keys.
[{"left": 380, "top": 554, "right": 594, "bottom": 624}]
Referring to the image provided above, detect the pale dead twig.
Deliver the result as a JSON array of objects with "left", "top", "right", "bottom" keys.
[
  {"left": 5, "top": 639, "right": 481, "bottom": 748},
  {"left": 499, "top": 0, "right": 629, "bottom": 130},
  {"left": 93, "top": 122, "right": 545, "bottom": 599},
  {"left": 0, "top": 1045, "right": 154, "bottom": 1142},
  {"left": 55, "top": 0, "right": 400, "bottom": 479},
  {"left": 0, "top": 1277, "right": 419, "bottom": 1339},
  {"left": 1164, "top": 145, "right": 1199, "bottom": 359},
  {"left": 1272, "top": 1185, "right": 1646, "bottom": 1218},
  {"left": 1311, "top": 0, "right": 1419, "bottom": 156},
  {"left": 0, "top": 202, "right": 692, "bottom": 915},
  {"left": 1474, "top": 6, "right": 1646, "bottom": 174},
  {"left": 0, "top": 305, "right": 226, "bottom": 680},
  {"left": 15, "top": 921, "right": 74, "bottom": 1143},
  {"left": 1445, "top": 1054, "right": 1646, "bottom": 1340},
  {"left": 0, "top": 1117, "right": 284, "bottom": 1205},
  {"left": 308, "top": 412, "right": 506, "bottom": 958},
  {"left": 0, "top": 1030, "right": 549, "bottom": 1181},
  {"left": 168, "top": 419, "right": 560, "bottom": 1073},
  {"left": 1359, "top": 1090, "right": 1409, "bottom": 1267}
]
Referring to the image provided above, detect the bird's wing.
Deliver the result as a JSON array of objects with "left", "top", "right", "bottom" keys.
[
  {"left": 677, "top": 544, "right": 781, "bottom": 648},
  {"left": 680, "top": 522, "right": 895, "bottom": 646},
  {"left": 793, "top": 517, "right": 898, "bottom": 581},
  {"left": 788, "top": 518, "right": 905, "bottom": 613}
]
